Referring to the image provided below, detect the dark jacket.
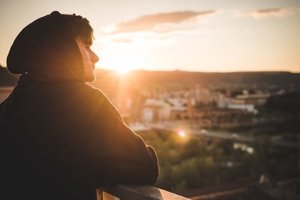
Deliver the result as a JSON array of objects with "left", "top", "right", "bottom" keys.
[
  {"left": 0, "top": 75, "right": 159, "bottom": 200},
  {"left": 0, "top": 12, "right": 159, "bottom": 200}
]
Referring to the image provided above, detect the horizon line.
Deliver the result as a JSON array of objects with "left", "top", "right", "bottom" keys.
[
  {"left": 0, "top": 65, "right": 299, "bottom": 74},
  {"left": 96, "top": 67, "right": 300, "bottom": 74}
]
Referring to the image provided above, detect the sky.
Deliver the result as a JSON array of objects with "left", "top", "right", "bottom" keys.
[{"left": 0, "top": 0, "right": 299, "bottom": 73}]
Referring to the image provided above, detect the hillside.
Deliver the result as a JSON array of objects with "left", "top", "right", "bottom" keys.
[
  {"left": 93, "top": 69, "right": 300, "bottom": 92},
  {"left": 1, "top": 66, "right": 300, "bottom": 92}
]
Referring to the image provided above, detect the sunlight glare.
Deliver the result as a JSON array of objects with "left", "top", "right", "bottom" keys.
[
  {"left": 115, "top": 67, "right": 130, "bottom": 75},
  {"left": 97, "top": 43, "right": 145, "bottom": 75},
  {"left": 177, "top": 130, "right": 186, "bottom": 138}
]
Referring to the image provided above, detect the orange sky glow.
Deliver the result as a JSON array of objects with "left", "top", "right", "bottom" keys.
[{"left": 1, "top": 0, "right": 299, "bottom": 73}]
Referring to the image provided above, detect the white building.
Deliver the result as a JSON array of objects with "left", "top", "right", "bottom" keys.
[
  {"left": 142, "top": 98, "right": 172, "bottom": 122},
  {"left": 217, "top": 91, "right": 270, "bottom": 113}
]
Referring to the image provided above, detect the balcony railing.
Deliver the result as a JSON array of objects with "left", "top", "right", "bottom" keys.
[{"left": 97, "top": 185, "right": 191, "bottom": 200}]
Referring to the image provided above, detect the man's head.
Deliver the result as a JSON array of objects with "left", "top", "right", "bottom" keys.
[
  {"left": 7, "top": 11, "right": 99, "bottom": 82},
  {"left": 76, "top": 37, "right": 99, "bottom": 82}
]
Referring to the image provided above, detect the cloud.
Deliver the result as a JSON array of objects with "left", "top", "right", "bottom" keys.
[
  {"left": 251, "top": 8, "right": 295, "bottom": 18},
  {"left": 103, "top": 10, "right": 216, "bottom": 34},
  {"left": 99, "top": 31, "right": 176, "bottom": 48},
  {"left": 99, "top": 10, "right": 219, "bottom": 46},
  {"left": 109, "top": 37, "right": 133, "bottom": 44}
]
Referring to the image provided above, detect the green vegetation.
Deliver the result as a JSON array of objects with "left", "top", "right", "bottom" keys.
[{"left": 137, "top": 130, "right": 299, "bottom": 193}]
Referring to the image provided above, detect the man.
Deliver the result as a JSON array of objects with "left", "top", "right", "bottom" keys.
[{"left": 0, "top": 11, "right": 159, "bottom": 200}]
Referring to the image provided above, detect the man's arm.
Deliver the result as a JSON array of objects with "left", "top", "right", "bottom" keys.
[{"left": 84, "top": 89, "right": 159, "bottom": 186}]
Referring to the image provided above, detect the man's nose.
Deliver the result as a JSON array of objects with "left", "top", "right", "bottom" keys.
[{"left": 92, "top": 51, "right": 99, "bottom": 63}]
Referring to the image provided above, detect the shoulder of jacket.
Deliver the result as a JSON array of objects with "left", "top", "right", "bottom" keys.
[
  {"left": 82, "top": 84, "right": 123, "bottom": 121},
  {"left": 81, "top": 83, "right": 109, "bottom": 101}
]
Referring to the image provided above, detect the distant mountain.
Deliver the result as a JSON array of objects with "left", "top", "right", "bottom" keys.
[
  {"left": 1, "top": 66, "right": 300, "bottom": 92},
  {"left": 93, "top": 69, "right": 300, "bottom": 92},
  {"left": 0, "top": 66, "right": 19, "bottom": 86}
]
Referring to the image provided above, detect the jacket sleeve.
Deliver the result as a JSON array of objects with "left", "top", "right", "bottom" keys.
[{"left": 84, "top": 89, "right": 159, "bottom": 186}]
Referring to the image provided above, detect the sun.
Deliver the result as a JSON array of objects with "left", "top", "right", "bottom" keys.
[
  {"left": 118, "top": 68, "right": 130, "bottom": 75},
  {"left": 95, "top": 43, "right": 144, "bottom": 75},
  {"left": 110, "top": 65, "right": 131, "bottom": 75}
]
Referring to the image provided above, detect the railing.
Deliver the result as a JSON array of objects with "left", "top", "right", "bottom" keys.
[{"left": 97, "top": 185, "right": 191, "bottom": 200}]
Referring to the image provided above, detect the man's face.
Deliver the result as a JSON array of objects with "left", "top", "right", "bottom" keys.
[{"left": 76, "top": 38, "right": 99, "bottom": 82}]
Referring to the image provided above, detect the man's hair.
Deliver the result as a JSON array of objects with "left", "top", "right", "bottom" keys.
[{"left": 58, "top": 11, "right": 94, "bottom": 45}]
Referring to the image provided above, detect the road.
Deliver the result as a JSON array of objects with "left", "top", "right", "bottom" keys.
[{"left": 146, "top": 122, "right": 298, "bottom": 149}]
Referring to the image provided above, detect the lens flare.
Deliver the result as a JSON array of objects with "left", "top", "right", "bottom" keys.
[{"left": 177, "top": 129, "right": 186, "bottom": 138}]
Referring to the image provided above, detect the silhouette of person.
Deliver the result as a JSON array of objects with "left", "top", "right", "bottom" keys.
[{"left": 0, "top": 11, "right": 159, "bottom": 200}]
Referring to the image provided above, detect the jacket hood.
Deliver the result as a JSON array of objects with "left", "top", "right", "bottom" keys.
[{"left": 7, "top": 11, "right": 84, "bottom": 81}]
